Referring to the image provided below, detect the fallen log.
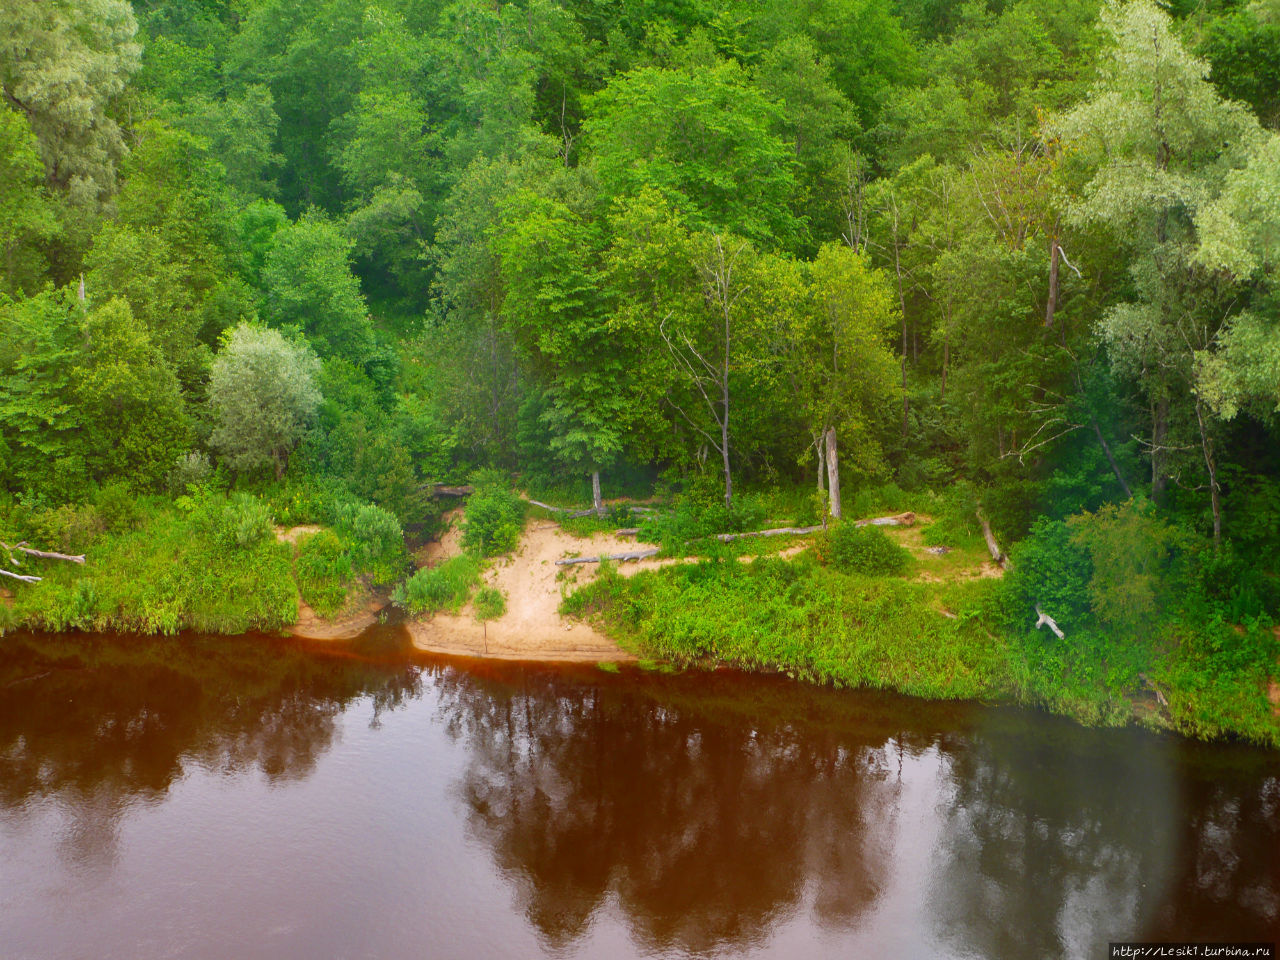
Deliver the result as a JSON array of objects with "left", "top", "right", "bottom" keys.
[
  {"left": 975, "top": 509, "right": 1009, "bottom": 569},
  {"left": 712, "top": 512, "right": 914, "bottom": 544},
  {"left": 556, "top": 548, "right": 661, "bottom": 566},
  {"left": 714, "top": 525, "right": 823, "bottom": 543},
  {"left": 428, "top": 484, "right": 474, "bottom": 497},
  {"left": 2, "top": 542, "right": 85, "bottom": 564},
  {"left": 526, "top": 499, "right": 659, "bottom": 519},
  {"left": 0, "top": 569, "right": 42, "bottom": 584},
  {"left": 557, "top": 512, "right": 917, "bottom": 563},
  {"left": 1034, "top": 604, "right": 1065, "bottom": 639}
]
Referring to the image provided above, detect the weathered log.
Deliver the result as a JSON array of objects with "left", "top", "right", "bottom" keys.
[
  {"left": 1034, "top": 604, "right": 1065, "bottom": 639},
  {"left": 431, "top": 484, "right": 474, "bottom": 497},
  {"left": 615, "top": 528, "right": 641, "bottom": 536},
  {"left": 714, "top": 525, "right": 824, "bottom": 543},
  {"left": 0, "top": 569, "right": 41, "bottom": 584},
  {"left": 559, "top": 512, "right": 916, "bottom": 563},
  {"left": 526, "top": 499, "right": 659, "bottom": 518},
  {"left": 2, "top": 542, "right": 85, "bottom": 564},
  {"left": 975, "top": 510, "right": 1008, "bottom": 569},
  {"left": 855, "top": 511, "right": 915, "bottom": 528},
  {"left": 716, "top": 514, "right": 916, "bottom": 545},
  {"left": 556, "top": 548, "right": 661, "bottom": 566}
]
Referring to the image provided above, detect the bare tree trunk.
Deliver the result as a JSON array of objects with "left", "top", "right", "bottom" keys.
[
  {"left": 941, "top": 333, "right": 949, "bottom": 403},
  {"left": 1151, "top": 396, "right": 1169, "bottom": 504},
  {"left": 591, "top": 470, "right": 603, "bottom": 517},
  {"left": 816, "top": 434, "right": 826, "bottom": 494},
  {"left": 1044, "top": 231, "right": 1061, "bottom": 328},
  {"left": 1093, "top": 418, "right": 1133, "bottom": 499},
  {"left": 1195, "top": 400, "right": 1222, "bottom": 546},
  {"left": 825, "top": 427, "right": 841, "bottom": 520}
]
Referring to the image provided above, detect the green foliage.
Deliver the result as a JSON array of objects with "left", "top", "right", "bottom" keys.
[
  {"left": 294, "top": 529, "right": 351, "bottom": 618},
  {"left": 393, "top": 554, "right": 481, "bottom": 616},
  {"left": 472, "top": 586, "right": 506, "bottom": 621},
  {"left": 637, "top": 474, "right": 767, "bottom": 551},
  {"left": 815, "top": 522, "right": 911, "bottom": 576},
  {"left": 461, "top": 472, "right": 525, "bottom": 557},
  {"left": 330, "top": 501, "right": 407, "bottom": 586},
  {"left": 1001, "top": 517, "right": 1094, "bottom": 633},
  {"left": 1066, "top": 499, "right": 1188, "bottom": 633},
  {"left": 2, "top": 494, "right": 296, "bottom": 635},
  {"left": 208, "top": 323, "right": 321, "bottom": 479}
]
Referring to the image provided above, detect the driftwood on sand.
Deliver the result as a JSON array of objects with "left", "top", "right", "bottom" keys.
[
  {"left": 556, "top": 548, "right": 661, "bottom": 566},
  {"left": 555, "top": 512, "right": 916, "bottom": 565}
]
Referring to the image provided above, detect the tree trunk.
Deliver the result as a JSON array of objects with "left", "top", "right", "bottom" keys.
[
  {"left": 1195, "top": 400, "right": 1222, "bottom": 546},
  {"left": 1151, "top": 396, "right": 1169, "bottom": 505},
  {"left": 940, "top": 333, "right": 949, "bottom": 403},
  {"left": 722, "top": 319, "right": 732, "bottom": 511},
  {"left": 1044, "top": 231, "right": 1061, "bottom": 328},
  {"left": 1092, "top": 418, "right": 1133, "bottom": 499},
  {"left": 825, "top": 427, "right": 841, "bottom": 520},
  {"left": 591, "top": 470, "right": 603, "bottom": 517},
  {"left": 816, "top": 434, "right": 826, "bottom": 494}
]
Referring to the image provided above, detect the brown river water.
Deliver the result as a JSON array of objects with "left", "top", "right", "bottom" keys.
[{"left": 1, "top": 626, "right": 1277, "bottom": 959}]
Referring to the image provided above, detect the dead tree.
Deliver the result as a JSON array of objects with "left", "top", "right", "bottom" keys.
[{"left": 1, "top": 541, "right": 86, "bottom": 584}]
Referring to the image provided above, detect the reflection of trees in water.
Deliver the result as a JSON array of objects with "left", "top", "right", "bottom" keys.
[
  {"left": 0, "top": 630, "right": 421, "bottom": 865},
  {"left": 931, "top": 715, "right": 1280, "bottom": 958},
  {"left": 433, "top": 667, "right": 929, "bottom": 956}
]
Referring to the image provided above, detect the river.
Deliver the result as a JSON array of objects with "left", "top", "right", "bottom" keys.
[{"left": 1, "top": 627, "right": 1277, "bottom": 958}]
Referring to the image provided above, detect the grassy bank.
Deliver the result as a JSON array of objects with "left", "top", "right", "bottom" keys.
[
  {"left": 0, "top": 487, "right": 411, "bottom": 635},
  {"left": 563, "top": 524, "right": 1280, "bottom": 748}
]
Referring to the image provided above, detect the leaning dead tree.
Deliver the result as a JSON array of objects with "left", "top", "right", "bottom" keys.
[
  {"left": 975, "top": 509, "right": 1066, "bottom": 638},
  {"left": 1, "top": 541, "right": 86, "bottom": 583}
]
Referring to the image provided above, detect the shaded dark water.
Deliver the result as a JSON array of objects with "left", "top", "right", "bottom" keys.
[{"left": 1, "top": 628, "right": 1277, "bottom": 959}]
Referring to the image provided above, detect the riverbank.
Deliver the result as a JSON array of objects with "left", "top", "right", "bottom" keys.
[
  {"left": 560, "top": 518, "right": 1280, "bottom": 748},
  {"left": 5, "top": 492, "right": 1278, "bottom": 747}
]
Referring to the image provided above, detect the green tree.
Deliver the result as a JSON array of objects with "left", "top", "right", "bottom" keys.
[
  {"left": 1060, "top": 0, "right": 1265, "bottom": 542},
  {"left": 208, "top": 323, "right": 321, "bottom": 478},
  {"left": 260, "top": 210, "right": 376, "bottom": 365},
  {"left": 584, "top": 59, "right": 801, "bottom": 247},
  {"left": 795, "top": 243, "right": 898, "bottom": 516},
  {"left": 0, "top": 0, "right": 141, "bottom": 211},
  {"left": 0, "top": 107, "right": 60, "bottom": 295}
]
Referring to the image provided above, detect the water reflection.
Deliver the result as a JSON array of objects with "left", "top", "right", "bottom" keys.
[
  {"left": 0, "top": 631, "right": 1278, "bottom": 959},
  {"left": 434, "top": 668, "right": 931, "bottom": 954},
  {"left": 0, "top": 629, "right": 419, "bottom": 867}
]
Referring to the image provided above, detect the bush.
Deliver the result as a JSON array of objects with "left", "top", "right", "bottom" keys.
[
  {"left": 168, "top": 451, "right": 212, "bottom": 493},
  {"left": 187, "top": 491, "right": 274, "bottom": 551},
  {"left": 393, "top": 555, "right": 481, "bottom": 615},
  {"left": 815, "top": 522, "right": 911, "bottom": 576},
  {"left": 294, "top": 529, "right": 352, "bottom": 617},
  {"left": 473, "top": 586, "right": 506, "bottom": 621},
  {"left": 331, "top": 502, "right": 407, "bottom": 585},
  {"left": 1000, "top": 517, "right": 1093, "bottom": 633},
  {"left": 462, "top": 471, "right": 525, "bottom": 557},
  {"left": 922, "top": 481, "right": 980, "bottom": 547},
  {"left": 636, "top": 476, "right": 766, "bottom": 550}
]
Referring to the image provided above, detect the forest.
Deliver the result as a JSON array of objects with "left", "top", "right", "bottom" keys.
[{"left": 2, "top": 0, "right": 1279, "bottom": 741}]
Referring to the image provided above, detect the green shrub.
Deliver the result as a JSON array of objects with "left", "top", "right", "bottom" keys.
[
  {"left": 462, "top": 472, "right": 525, "bottom": 557},
  {"left": 473, "top": 586, "right": 506, "bottom": 621},
  {"left": 1000, "top": 516, "right": 1093, "bottom": 633},
  {"left": 294, "top": 529, "right": 352, "bottom": 617},
  {"left": 922, "top": 481, "right": 980, "bottom": 547},
  {"left": 393, "top": 555, "right": 482, "bottom": 615},
  {"left": 815, "top": 522, "right": 911, "bottom": 576},
  {"left": 332, "top": 501, "right": 407, "bottom": 585},
  {"left": 636, "top": 477, "right": 766, "bottom": 551}
]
